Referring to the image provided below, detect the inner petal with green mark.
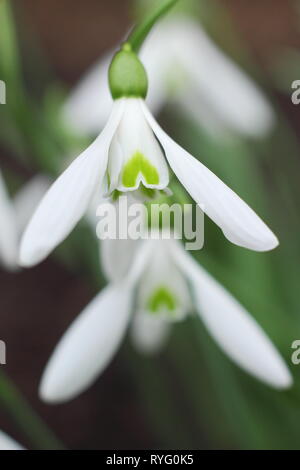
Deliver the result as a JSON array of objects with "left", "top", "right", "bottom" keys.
[
  {"left": 122, "top": 151, "right": 160, "bottom": 188},
  {"left": 147, "top": 286, "right": 178, "bottom": 315}
]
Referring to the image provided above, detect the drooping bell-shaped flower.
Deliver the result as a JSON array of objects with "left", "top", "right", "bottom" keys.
[
  {"left": 39, "top": 233, "right": 292, "bottom": 404},
  {"left": 19, "top": 42, "right": 278, "bottom": 267}
]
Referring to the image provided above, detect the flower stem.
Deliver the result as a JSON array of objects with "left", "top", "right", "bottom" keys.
[
  {"left": 0, "top": 371, "right": 65, "bottom": 449},
  {"left": 127, "top": 0, "right": 180, "bottom": 52}
]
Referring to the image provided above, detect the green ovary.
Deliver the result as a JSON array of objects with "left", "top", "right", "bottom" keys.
[
  {"left": 122, "top": 151, "right": 160, "bottom": 188},
  {"left": 147, "top": 286, "right": 177, "bottom": 314}
]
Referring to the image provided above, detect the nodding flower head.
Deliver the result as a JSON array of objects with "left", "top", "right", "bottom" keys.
[
  {"left": 39, "top": 234, "right": 292, "bottom": 404},
  {"left": 20, "top": 39, "right": 278, "bottom": 267}
]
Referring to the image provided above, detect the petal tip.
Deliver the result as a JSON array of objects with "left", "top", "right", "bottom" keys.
[
  {"left": 18, "top": 238, "right": 49, "bottom": 268},
  {"left": 257, "top": 233, "right": 279, "bottom": 252},
  {"left": 273, "top": 368, "right": 293, "bottom": 390},
  {"left": 39, "top": 375, "right": 71, "bottom": 405},
  {"left": 263, "top": 358, "right": 293, "bottom": 390}
]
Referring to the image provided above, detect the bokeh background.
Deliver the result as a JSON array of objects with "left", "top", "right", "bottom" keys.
[{"left": 1, "top": 0, "right": 300, "bottom": 449}]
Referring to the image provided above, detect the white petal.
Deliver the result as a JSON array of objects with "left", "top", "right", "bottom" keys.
[
  {"left": 0, "top": 430, "right": 24, "bottom": 450},
  {"left": 171, "top": 242, "right": 292, "bottom": 389},
  {"left": 62, "top": 52, "right": 113, "bottom": 134},
  {"left": 0, "top": 171, "right": 19, "bottom": 269},
  {"left": 19, "top": 100, "right": 125, "bottom": 267},
  {"left": 108, "top": 98, "right": 169, "bottom": 193},
  {"left": 131, "top": 311, "right": 171, "bottom": 354},
  {"left": 39, "top": 282, "right": 132, "bottom": 403},
  {"left": 101, "top": 237, "right": 138, "bottom": 283},
  {"left": 13, "top": 175, "right": 51, "bottom": 234},
  {"left": 142, "top": 102, "right": 278, "bottom": 252},
  {"left": 167, "top": 18, "right": 274, "bottom": 137}
]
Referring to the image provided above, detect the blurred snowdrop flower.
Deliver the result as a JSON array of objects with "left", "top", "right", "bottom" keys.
[
  {"left": 0, "top": 171, "right": 49, "bottom": 270},
  {"left": 63, "top": 17, "right": 274, "bottom": 138},
  {"left": 0, "top": 430, "right": 24, "bottom": 450},
  {"left": 19, "top": 89, "right": 278, "bottom": 269},
  {"left": 40, "top": 233, "right": 292, "bottom": 404},
  {"left": 0, "top": 171, "right": 19, "bottom": 269}
]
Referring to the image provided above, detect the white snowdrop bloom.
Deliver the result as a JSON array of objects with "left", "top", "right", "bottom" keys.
[
  {"left": 63, "top": 17, "right": 274, "bottom": 138},
  {"left": 39, "top": 234, "right": 292, "bottom": 404},
  {"left": 0, "top": 430, "right": 24, "bottom": 450},
  {"left": 19, "top": 90, "right": 278, "bottom": 268},
  {"left": 0, "top": 171, "right": 49, "bottom": 270}
]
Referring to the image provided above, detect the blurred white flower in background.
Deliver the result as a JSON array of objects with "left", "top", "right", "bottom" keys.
[
  {"left": 0, "top": 430, "right": 24, "bottom": 450},
  {"left": 63, "top": 16, "right": 274, "bottom": 138},
  {"left": 0, "top": 171, "right": 49, "bottom": 270},
  {"left": 39, "top": 232, "right": 292, "bottom": 404}
]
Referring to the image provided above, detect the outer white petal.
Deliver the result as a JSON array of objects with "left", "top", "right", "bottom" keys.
[
  {"left": 39, "top": 282, "right": 132, "bottom": 403},
  {"left": 0, "top": 430, "right": 24, "bottom": 450},
  {"left": 62, "top": 53, "right": 113, "bottom": 134},
  {"left": 171, "top": 242, "right": 292, "bottom": 389},
  {"left": 40, "top": 240, "right": 151, "bottom": 403},
  {"left": 141, "top": 102, "right": 278, "bottom": 252},
  {"left": 131, "top": 311, "right": 171, "bottom": 354},
  {"left": 167, "top": 18, "right": 274, "bottom": 137},
  {"left": 0, "top": 171, "right": 19, "bottom": 269},
  {"left": 13, "top": 175, "right": 51, "bottom": 234},
  {"left": 19, "top": 100, "right": 125, "bottom": 267}
]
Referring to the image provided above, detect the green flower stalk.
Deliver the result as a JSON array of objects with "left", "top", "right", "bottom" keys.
[
  {"left": 127, "top": 0, "right": 180, "bottom": 53},
  {"left": 109, "top": 0, "right": 179, "bottom": 100}
]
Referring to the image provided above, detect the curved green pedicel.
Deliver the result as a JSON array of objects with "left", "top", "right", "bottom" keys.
[
  {"left": 122, "top": 151, "right": 160, "bottom": 188},
  {"left": 147, "top": 286, "right": 177, "bottom": 314},
  {"left": 109, "top": 0, "right": 179, "bottom": 98}
]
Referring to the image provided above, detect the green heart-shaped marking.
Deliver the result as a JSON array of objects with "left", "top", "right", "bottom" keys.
[
  {"left": 147, "top": 286, "right": 177, "bottom": 314},
  {"left": 122, "top": 151, "right": 160, "bottom": 188}
]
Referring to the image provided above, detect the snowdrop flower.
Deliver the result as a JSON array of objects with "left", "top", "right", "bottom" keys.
[
  {"left": 19, "top": 37, "right": 278, "bottom": 267},
  {"left": 39, "top": 233, "right": 292, "bottom": 404},
  {"left": 0, "top": 171, "right": 49, "bottom": 270},
  {"left": 63, "top": 17, "right": 274, "bottom": 138},
  {"left": 0, "top": 430, "right": 24, "bottom": 450}
]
